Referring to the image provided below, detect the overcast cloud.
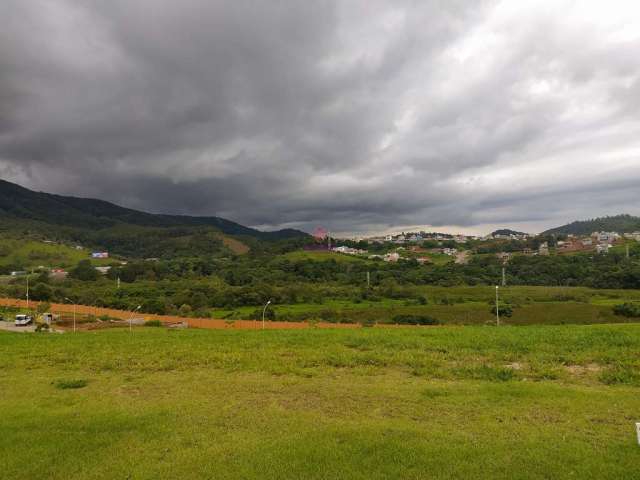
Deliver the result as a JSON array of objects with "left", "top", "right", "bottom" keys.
[{"left": 2, "top": 0, "right": 640, "bottom": 235}]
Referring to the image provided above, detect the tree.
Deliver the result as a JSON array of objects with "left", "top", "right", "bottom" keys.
[
  {"left": 178, "top": 304, "right": 192, "bottom": 317},
  {"left": 70, "top": 260, "right": 98, "bottom": 281},
  {"left": 36, "top": 302, "right": 51, "bottom": 315},
  {"left": 30, "top": 283, "right": 53, "bottom": 301}
]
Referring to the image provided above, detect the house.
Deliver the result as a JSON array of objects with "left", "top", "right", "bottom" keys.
[
  {"left": 384, "top": 252, "right": 401, "bottom": 262},
  {"left": 10, "top": 271, "right": 27, "bottom": 276},
  {"left": 596, "top": 243, "right": 611, "bottom": 254},
  {"left": 592, "top": 232, "right": 619, "bottom": 243},
  {"left": 95, "top": 266, "right": 112, "bottom": 275},
  {"left": 332, "top": 246, "right": 367, "bottom": 255},
  {"left": 442, "top": 248, "right": 457, "bottom": 256},
  {"left": 496, "top": 252, "right": 511, "bottom": 263},
  {"left": 538, "top": 242, "right": 550, "bottom": 256},
  {"left": 49, "top": 269, "right": 68, "bottom": 279}
]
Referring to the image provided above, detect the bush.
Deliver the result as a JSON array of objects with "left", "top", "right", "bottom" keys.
[
  {"left": 54, "top": 379, "right": 88, "bottom": 390},
  {"left": 392, "top": 314, "right": 439, "bottom": 325},
  {"left": 613, "top": 303, "right": 640, "bottom": 318},
  {"left": 35, "top": 323, "right": 50, "bottom": 332},
  {"left": 144, "top": 320, "right": 162, "bottom": 327},
  {"left": 69, "top": 260, "right": 98, "bottom": 281},
  {"left": 489, "top": 304, "right": 513, "bottom": 317}
]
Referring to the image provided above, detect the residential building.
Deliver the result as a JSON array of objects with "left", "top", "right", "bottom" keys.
[{"left": 538, "top": 242, "right": 550, "bottom": 256}]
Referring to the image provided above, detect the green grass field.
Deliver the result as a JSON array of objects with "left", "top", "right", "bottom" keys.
[
  {"left": 215, "top": 285, "right": 640, "bottom": 325},
  {"left": 281, "top": 250, "right": 370, "bottom": 263},
  {"left": 2, "top": 325, "right": 640, "bottom": 479},
  {"left": 0, "top": 238, "right": 116, "bottom": 269}
]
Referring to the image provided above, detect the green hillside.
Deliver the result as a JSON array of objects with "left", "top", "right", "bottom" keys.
[
  {"left": 543, "top": 214, "right": 640, "bottom": 236},
  {"left": 0, "top": 179, "right": 305, "bottom": 239},
  {"left": 0, "top": 238, "right": 115, "bottom": 271},
  {"left": 0, "top": 179, "right": 308, "bottom": 258}
]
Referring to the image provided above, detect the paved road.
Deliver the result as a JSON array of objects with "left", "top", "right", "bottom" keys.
[{"left": 0, "top": 321, "right": 35, "bottom": 333}]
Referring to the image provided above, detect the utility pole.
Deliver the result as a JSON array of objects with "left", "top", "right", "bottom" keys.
[
  {"left": 26, "top": 274, "right": 29, "bottom": 310},
  {"left": 495, "top": 286, "right": 500, "bottom": 327},
  {"left": 501, "top": 266, "right": 506, "bottom": 287},
  {"left": 129, "top": 305, "right": 141, "bottom": 333},
  {"left": 626, "top": 244, "right": 630, "bottom": 260},
  {"left": 262, "top": 300, "right": 272, "bottom": 330},
  {"left": 64, "top": 297, "right": 76, "bottom": 333},
  {"left": 366, "top": 271, "right": 370, "bottom": 289},
  {"left": 328, "top": 232, "right": 332, "bottom": 251}
]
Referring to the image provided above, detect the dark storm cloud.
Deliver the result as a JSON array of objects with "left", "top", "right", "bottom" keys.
[{"left": 1, "top": 0, "right": 640, "bottom": 235}]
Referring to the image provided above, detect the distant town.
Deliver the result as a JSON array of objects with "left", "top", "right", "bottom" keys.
[{"left": 325, "top": 229, "right": 640, "bottom": 264}]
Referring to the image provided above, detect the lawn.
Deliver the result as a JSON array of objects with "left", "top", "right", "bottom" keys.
[
  {"left": 1, "top": 324, "right": 640, "bottom": 479},
  {"left": 0, "top": 238, "right": 116, "bottom": 269}
]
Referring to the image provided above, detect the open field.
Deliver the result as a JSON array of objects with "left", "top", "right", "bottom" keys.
[
  {"left": 1, "top": 325, "right": 640, "bottom": 479},
  {"left": 280, "top": 250, "right": 370, "bottom": 263},
  {"left": 215, "top": 285, "right": 640, "bottom": 325},
  {"left": 0, "top": 238, "right": 115, "bottom": 270}
]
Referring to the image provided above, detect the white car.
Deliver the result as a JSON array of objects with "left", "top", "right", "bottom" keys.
[{"left": 15, "top": 314, "right": 33, "bottom": 326}]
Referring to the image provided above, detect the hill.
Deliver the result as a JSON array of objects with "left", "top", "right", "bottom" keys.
[
  {"left": 0, "top": 179, "right": 308, "bottom": 258},
  {"left": 491, "top": 229, "right": 528, "bottom": 237},
  {"left": 543, "top": 214, "right": 640, "bottom": 236}
]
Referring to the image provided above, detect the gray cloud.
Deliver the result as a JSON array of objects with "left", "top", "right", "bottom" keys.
[{"left": 2, "top": 0, "right": 640, "bottom": 235}]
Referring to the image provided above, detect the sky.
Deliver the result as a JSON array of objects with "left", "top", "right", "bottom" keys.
[{"left": 2, "top": 0, "right": 640, "bottom": 236}]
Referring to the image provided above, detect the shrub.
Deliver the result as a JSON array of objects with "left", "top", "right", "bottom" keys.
[
  {"left": 489, "top": 304, "right": 513, "bottom": 317},
  {"left": 392, "top": 314, "right": 439, "bottom": 325},
  {"left": 54, "top": 379, "right": 88, "bottom": 390},
  {"left": 144, "top": 320, "right": 162, "bottom": 327},
  {"left": 35, "top": 323, "right": 50, "bottom": 332},
  {"left": 613, "top": 303, "right": 640, "bottom": 318}
]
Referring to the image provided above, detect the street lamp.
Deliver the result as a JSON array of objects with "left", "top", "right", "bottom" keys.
[
  {"left": 495, "top": 286, "right": 500, "bottom": 327},
  {"left": 262, "top": 300, "right": 272, "bottom": 330},
  {"left": 64, "top": 297, "right": 76, "bottom": 333},
  {"left": 129, "top": 305, "right": 142, "bottom": 332}
]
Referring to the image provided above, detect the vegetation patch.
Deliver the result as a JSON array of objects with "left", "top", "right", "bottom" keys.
[
  {"left": 54, "top": 379, "right": 88, "bottom": 390},
  {"left": 613, "top": 302, "right": 640, "bottom": 318},
  {"left": 392, "top": 314, "right": 439, "bottom": 325}
]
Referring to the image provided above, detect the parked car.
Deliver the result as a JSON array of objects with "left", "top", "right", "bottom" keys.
[{"left": 15, "top": 314, "right": 33, "bottom": 326}]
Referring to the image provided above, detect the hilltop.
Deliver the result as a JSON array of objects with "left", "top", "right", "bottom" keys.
[
  {"left": 543, "top": 214, "right": 640, "bottom": 236},
  {"left": 490, "top": 228, "right": 528, "bottom": 237},
  {"left": 0, "top": 179, "right": 308, "bottom": 257}
]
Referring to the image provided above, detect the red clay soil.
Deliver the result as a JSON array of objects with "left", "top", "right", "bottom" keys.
[{"left": 0, "top": 297, "right": 360, "bottom": 330}]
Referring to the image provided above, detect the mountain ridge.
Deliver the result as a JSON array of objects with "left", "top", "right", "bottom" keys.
[
  {"left": 0, "top": 179, "right": 306, "bottom": 240},
  {"left": 542, "top": 214, "right": 640, "bottom": 236}
]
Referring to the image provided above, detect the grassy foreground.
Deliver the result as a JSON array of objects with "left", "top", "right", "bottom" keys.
[{"left": 1, "top": 325, "right": 640, "bottom": 479}]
